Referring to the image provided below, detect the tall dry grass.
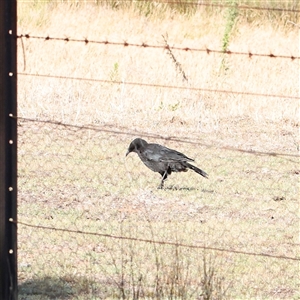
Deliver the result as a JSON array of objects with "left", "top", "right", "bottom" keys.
[{"left": 17, "top": 1, "right": 299, "bottom": 140}]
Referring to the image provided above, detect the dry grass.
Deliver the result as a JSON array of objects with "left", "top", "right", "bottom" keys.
[
  {"left": 17, "top": 1, "right": 299, "bottom": 129},
  {"left": 17, "top": 1, "right": 299, "bottom": 299}
]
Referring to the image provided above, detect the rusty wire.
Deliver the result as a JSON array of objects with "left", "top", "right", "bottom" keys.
[
  {"left": 16, "top": 34, "right": 300, "bottom": 60},
  {"left": 27, "top": 0, "right": 300, "bottom": 13},
  {"left": 11, "top": 116, "right": 300, "bottom": 159},
  {"left": 11, "top": 219, "right": 300, "bottom": 261},
  {"left": 18, "top": 72, "right": 300, "bottom": 100},
  {"left": 160, "top": 2, "right": 300, "bottom": 13}
]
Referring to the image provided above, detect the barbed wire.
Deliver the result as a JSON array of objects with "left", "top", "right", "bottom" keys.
[
  {"left": 11, "top": 219, "right": 300, "bottom": 261},
  {"left": 149, "top": 2, "right": 300, "bottom": 13},
  {"left": 13, "top": 116, "right": 300, "bottom": 159},
  {"left": 16, "top": 34, "right": 300, "bottom": 60},
  {"left": 18, "top": 73, "right": 300, "bottom": 100},
  {"left": 22, "top": 0, "right": 300, "bottom": 13}
]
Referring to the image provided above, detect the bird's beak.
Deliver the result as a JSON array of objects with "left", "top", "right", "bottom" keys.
[{"left": 125, "top": 150, "right": 130, "bottom": 157}]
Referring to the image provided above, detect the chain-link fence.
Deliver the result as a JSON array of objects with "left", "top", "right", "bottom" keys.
[
  {"left": 17, "top": 116, "right": 299, "bottom": 299},
  {"left": 15, "top": 1, "right": 300, "bottom": 299}
]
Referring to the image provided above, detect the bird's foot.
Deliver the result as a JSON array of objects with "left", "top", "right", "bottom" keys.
[{"left": 158, "top": 183, "right": 164, "bottom": 189}]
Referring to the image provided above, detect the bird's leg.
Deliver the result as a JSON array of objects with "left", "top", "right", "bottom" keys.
[
  {"left": 158, "top": 171, "right": 168, "bottom": 189},
  {"left": 158, "top": 181, "right": 164, "bottom": 189}
]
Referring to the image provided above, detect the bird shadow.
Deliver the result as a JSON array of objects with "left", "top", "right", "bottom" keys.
[
  {"left": 161, "top": 185, "right": 198, "bottom": 191},
  {"left": 161, "top": 186, "right": 215, "bottom": 193}
]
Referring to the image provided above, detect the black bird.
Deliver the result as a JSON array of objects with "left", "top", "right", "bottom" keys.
[{"left": 126, "top": 138, "right": 208, "bottom": 189}]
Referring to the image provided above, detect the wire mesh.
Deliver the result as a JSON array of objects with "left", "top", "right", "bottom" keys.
[
  {"left": 17, "top": 1, "right": 299, "bottom": 299},
  {"left": 17, "top": 117, "right": 299, "bottom": 299}
]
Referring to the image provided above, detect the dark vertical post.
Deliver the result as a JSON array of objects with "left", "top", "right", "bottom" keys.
[{"left": 0, "top": 0, "right": 18, "bottom": 300}]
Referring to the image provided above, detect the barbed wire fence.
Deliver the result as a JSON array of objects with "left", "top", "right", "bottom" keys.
[{"left": 4, "top": 0, "right": 300, "bottom": 299}]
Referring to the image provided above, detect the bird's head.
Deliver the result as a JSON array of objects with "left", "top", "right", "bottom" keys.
[{"left": 126, "top": 138, "right": 148, "bottom": 156}]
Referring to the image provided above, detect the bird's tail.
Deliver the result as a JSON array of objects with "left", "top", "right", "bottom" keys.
[{"left": 186, "top": 162, "right": 208, "bottom": 178}]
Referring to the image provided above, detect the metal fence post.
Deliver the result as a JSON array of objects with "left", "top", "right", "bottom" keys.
[{"left": 0, "top": 0, "right": 18, "bottom": 299}]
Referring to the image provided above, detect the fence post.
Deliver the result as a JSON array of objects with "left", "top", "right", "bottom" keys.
[{"left": 0, "top": 0, "right": 18, "bottom": 299}]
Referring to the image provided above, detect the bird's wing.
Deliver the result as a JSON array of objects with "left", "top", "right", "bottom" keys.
[
  {"left": 142, "top": 147, "right": 163, "bottom": 162},
  {"left": 147, "top": 144, "right": 194, "bottom": 163}
]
